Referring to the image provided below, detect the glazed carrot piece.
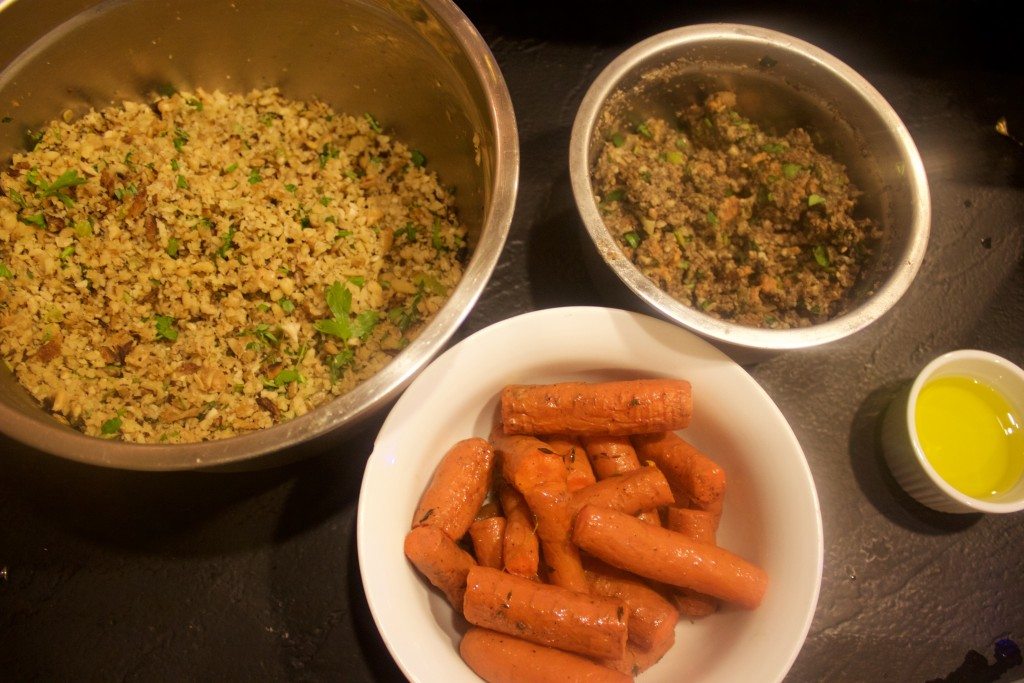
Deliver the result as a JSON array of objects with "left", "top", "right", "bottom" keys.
[
  {"left": 412, "top": 437, "right": 496, "bottom": 540},
  {"left": 585, "top": 562, "right": 679, "bottom": 651},
  {"left": 569, "top": 466, "right": 675, "bottom": 519},
  {"left": 631, "top": 432, "right": 726, "bottom": 509},
  {"left": 665, "top": 507, "right": 720, "bottom": 617},
  {"left": 501, "top": 379, "right": 692, "bottom": 437},
  {"left": 470, "top": 516, "right": 506, "bottom": 570},
  {"left": 580, "top": 435, "right": 664, "bottom": 526},
  {"left": 572, "top": 505, "right": 767, "bottom": 610},
  {"left": 460, "top": 628, "right": 632, "bottom": 683},
  {"left": 542, "top": 435, "right": 597, "bottom": 492},
  {"left": 491, "top": 429, "right": 588, "bottom": 593},
  {"left": 580, "top": 435, "right": 642, "bottom": 480},
  {"left": 462, "top": 566, "right": 629, "bottom": 660},
  {"left": 404, "top": 525, "right": 476, "bottom": 610},
  {"left": 602, "top": 637, "right": 676, "bottom": 677},
  {"left": 497, "top": 481, "right": 540, "bottom": 580}
]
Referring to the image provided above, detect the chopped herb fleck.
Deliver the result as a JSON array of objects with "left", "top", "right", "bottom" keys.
[
  {"left": 410, "top": 149, "right": 427, "bottom": 167},
  {"left": 154, "top": 315, "right": 179, "bottom": 341},
  {"left": 623, "top": 231, "right": 641, "bottom": 249},
  {"left": 365, "top": 113, "right": 383, "bottom": 133},
  {"left": 100, "top": 416, "right": 122, "bottom": 435},
  {"left": 808, "top": 193, "right": 826, "bottom": 207},
  {"left": 166, "top": 237, "right": 180, "bottom": 258}
]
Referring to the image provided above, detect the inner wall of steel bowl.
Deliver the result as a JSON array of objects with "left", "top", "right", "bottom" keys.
[
  {"left": 0, "top": 0, "right": 515, "bottom": 469},
  {"left": 587, "top": 38, "right": 919, "bottom": 320}
]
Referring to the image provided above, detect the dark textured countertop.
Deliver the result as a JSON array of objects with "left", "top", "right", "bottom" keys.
[{"left": 2, "top": 2, "right": 1023, "bottom": 681}]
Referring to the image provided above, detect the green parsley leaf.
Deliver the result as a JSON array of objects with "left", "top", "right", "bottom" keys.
[
  {"left": 706, "top": 210, "right": 719, "bottom": 226},
  {"left": 783, "top": 163, "right": 802, "bottom": 180},
  {"left": 348, "top": 276, "right": 365, "bottom": 287},
  {"left": 808, "top": 193, "right": 826, "bottom": 207},
  {"left": 216, "top": 225, "right": 237, "bottom": 259},
  {"left": 186, "top": 97, "right": 204, "bottom": 111},
  {"left": 326, "top": 349, "right": 354, "bottom": 383},
  {"left": 284, "top": 183, "right": 297, "bottom": 193},
  {"left": 223, "top": 162, "right": 239, "bottom": 174},
  {"left": 325, "top": 280, "right": 351, "bottom": 319},
  {"left": 100, "top": 416, "right": 122, "bottom": 435},
  {"left": 176, "top": 174, "right": 188, "bottom": 189},
  {"left": 365, "top": 113, "right": 383, "bottom": 133},
  {"left": 410, "top": 149, "right": 427, "bottom": 167},
  {"left": 272, "top": 368, "right": 302, "bottom": 387},
  {"left": 623, "top": 231, "right": 641, "bottom": 249},
  {"left": 6, "top": 187, "right": 26, "bottom": 209},
  {"left": 172, "top": 127, "right": 189, "bottom": 151},
  {"left": 166, "top": 237, "right": 180, "bottom": 258},
  {"left": 635, "top": 122, "right": 653, "bottom": 139},
  {"left": 318, "top": 143, "right": 339, "bottom": 169},
  {"left": 665, "top": 151, "right": 684, "bottom": 165},
  {"left": 0, "top": 263, "right": 13, "bottom": 278},
  {"left": 248, "top": 169, "right": 262, "bottom": 185},
  {"left": 611, "top": 133, "right": 625, "bottom": 148},
  {"left": 279, "top": 298, "right": 295, "bottom": 314},
  {"left": 154, "top": 315, "right": 178, "bottom": 341},
  {"left": 812, "top": 244, "right": 831, "bottom": 268},
  {"left": 431, "top": 217, "right": 444, "bottom": 250},
  {"left": 604, "top": 188, "right": 625, "bottom": 203},
  {"left": 314, "top": 317, "right": 352, "bottom": 339},
  {"left": 19, "top": 213, "right": 45, "bottom": 228}
]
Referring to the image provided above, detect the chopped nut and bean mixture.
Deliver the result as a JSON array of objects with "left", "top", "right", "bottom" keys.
[
  {"left": 0, "top": 88, "right": 466, "bottom": 443},
  {"left": 593, "top": 90, "right": 880, "bottom": 328}
]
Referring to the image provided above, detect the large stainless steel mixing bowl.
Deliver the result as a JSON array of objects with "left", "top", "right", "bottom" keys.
[
  {"left": 0, "top": 0, "right": 518, "bottom": 469},
  {"left": 570, "top": 24, "right": 929, "bottom": 354}
]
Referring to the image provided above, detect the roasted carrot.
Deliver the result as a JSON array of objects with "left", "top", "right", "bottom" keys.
[
  {"left": 403, "top": 525, "right": 476, "bottom": 610},
  {"left": 501, "top": 379, "right": 692, "bottom": 436},
  {"left": 462, "top": 566, "right": 629, "bottom": 661},
  {"left": 470, "top": 516, "right": 506, "bottom": 570},
  {"left": 491, "top": 429, "right": 588, "bottom": 593},
  {"left": 572, "top": 505, "right": 767, "bottom": 610},
  {"left": 569, "top": 466, "right": 675, "bottom": 519},
  {"left": 602, "top": 637, "right": 676, "bottom": 677},
  {"left": 543, "top": 435, "right": 597, "bottom": 492},
  {"left": 585, "top": 562, "right": 679, "bottom": 652},
  {"left": 579, "top": 435, "right": 664, "bottom": 527},
  {"left": 497, "top": 481, "right": 540, "bottom": 580},
  {"left": 631, "top": 431, "right": 726, "bottom": 509},
  {"left": 665, "top": 507, "right": 720, "bottom": 617},
  {"left": 580, "top": 435, "right": 642, "bottom": 480},
  {"left": 460, "top": 628, "right": 632, "bottom": 683},
  {"left": 412, "top": 437, "right": 496, "bottom": 540}
]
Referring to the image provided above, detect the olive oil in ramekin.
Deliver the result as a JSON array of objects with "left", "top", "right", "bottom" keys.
[{"left": 915, "top": 375, "right": 1024, "bottom": 498}]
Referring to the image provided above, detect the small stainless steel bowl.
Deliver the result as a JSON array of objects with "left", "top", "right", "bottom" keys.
[
  {"left": 0, "top": 0, "right": 518, "bottom": 470},
  {"left": 570, "top": 23, "right": 929, "bottom": 352}
]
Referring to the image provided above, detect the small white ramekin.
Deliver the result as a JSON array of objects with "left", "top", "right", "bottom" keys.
[{"left": 881, "top": 349, "right": 1024, "bottom": 514}]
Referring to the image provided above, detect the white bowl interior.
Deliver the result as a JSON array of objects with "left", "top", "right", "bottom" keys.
[
  {"left": 905, "top": 350, "right": 1024, "bottom": 511},
  {"left": 357, "top": 306, "right": 823, "bottom": 683}
]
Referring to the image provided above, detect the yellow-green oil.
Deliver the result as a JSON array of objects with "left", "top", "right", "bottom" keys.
[{"left": 914, "top": 375, "right": 1024, "bottom": 498}]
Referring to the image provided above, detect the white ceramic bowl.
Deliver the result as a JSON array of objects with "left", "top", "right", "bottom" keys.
[
  {"left": 881, "top": 349, "right": 1024, "bottom": 514},
  {"left": 357, "top": 306, "right": 823, "bottom": 682}
]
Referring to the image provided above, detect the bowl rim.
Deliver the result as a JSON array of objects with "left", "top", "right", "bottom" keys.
[
  {"left": 0, "top": 0, "right": 520, "bottom": 470},
  {"left": 903, "top": 349, "right": 1024, "bottom": 513},
  {"left": 569, "top": 22, "right": 931, "bottom": 351}
]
